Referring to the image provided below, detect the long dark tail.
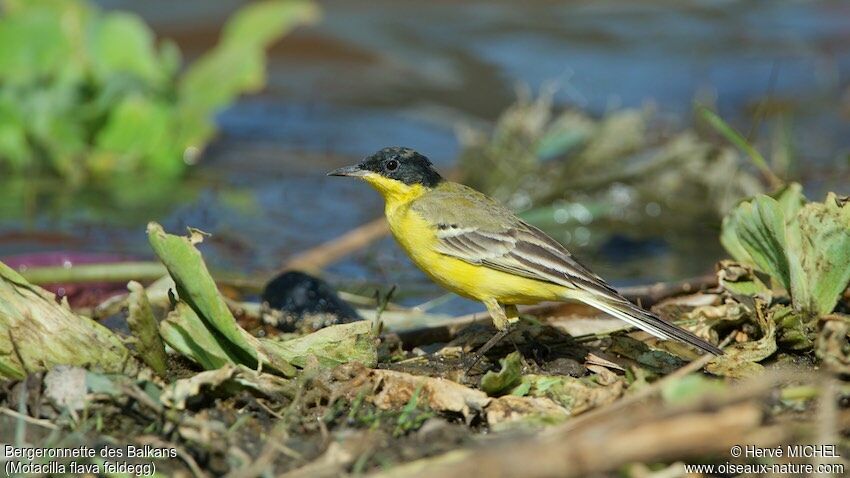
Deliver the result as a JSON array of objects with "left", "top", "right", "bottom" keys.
[{"left": 578, "top": 293, "right": 724, "bottom": 356}]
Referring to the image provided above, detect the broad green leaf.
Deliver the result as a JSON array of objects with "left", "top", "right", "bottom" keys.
[
  {"left": 159, "top": 302, "right": 235, "bottom": 371},
  {"left": 94, "top": 95, "right": 178, "bottom": 176},
  {"left": 89, "top": 11, "right": 164, "bottom": 84},
  {"left": 177, "top": 0, "right": 318, "bottom": 149},
  {"left": 221, "top": 0, "right": 319, "bottom": 50},
  {"left": 773, "top": 182, "right": 806, "bottom": 219},
  {"left": 0, "top": 261, "right": 138, "bottom": 379},
  {"left": 147, "top": 223, "right": 296, "bottom": 376},
  {"left": 720, "top": 195, "right": 791, "bottom": 291},
  {"left": 0, "top": 4, "right": 71, "bottom": 83},
  {"left": 0, "top": 0, "right": 315, "bottom": 183},
  {"left": 786, "top": 193, "right": 850, "bottom": 315},
  {"left": 262, "top": 321, "right": 377, "bottom": 368},
  {"left": 480, "top": 351, "right": 523, "bottom": 396}
]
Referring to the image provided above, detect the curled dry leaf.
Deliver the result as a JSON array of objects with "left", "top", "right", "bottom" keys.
[
  {"left": 160, "top": 364, "right": 294, "bottom": 409},
  {"left": 369, "top": 368, "right": 490, "bottom": 422},
  {"left": 607, "top": 336, "right": 686, "bottom": 374},
  {"left": 705, "top": 301, "right": 777, "bottom": 378},
  {"left": 337, "top": 364, "right": 569, "bottom": 426},
  {"left": 513, "top": 373, "right": 625, "bottom": 416},
  {"left": 161, "top": 366, "right": 238, "bottom": 409},
  {"left": 681, "top": 302, "right": 748, "bottom": 344},
  {"left": 480, "top": 351, "right": 523, "bottom": 396},
  {"left": 485, "top": 395, "right": 569, "bottom": 428},
  {"left": 716, "top": 261, "right": 771, "bottom": 302}
]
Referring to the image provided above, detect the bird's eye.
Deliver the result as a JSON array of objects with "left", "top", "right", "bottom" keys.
[{"left": 385, "top": 159, "right": 399, "bottom": 171}]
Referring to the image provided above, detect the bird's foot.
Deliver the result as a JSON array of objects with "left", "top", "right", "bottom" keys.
[{"left": 464, "top": 326, "right": 511, "bottom": 373}]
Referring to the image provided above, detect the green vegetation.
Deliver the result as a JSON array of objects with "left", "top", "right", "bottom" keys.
[
  {"left": 0, "top": 223, "right": 377, "bottom": 379},
  {"left": 0, "top": 90, "right": 847, "bottom": 473},
  {"left": 0, "top": 261, "right": 136, "bottom": 379},
  {"left": 0, "top": 0, "right": 317, "bottom": 183}
]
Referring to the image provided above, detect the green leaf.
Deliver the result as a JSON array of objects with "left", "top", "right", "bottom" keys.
[
  {"left": 773, "top": 182, "right": 806, "bottom": 219},
  {"left": 159, "top": 302, "right": 236, "bottom": 371},
  {"left": 720, "top": 195, "right": 791, "bottom": 292},
  {"left": 480, "top": 351, "right": 523, "bottom": 396},
  {"left": 221, "top": 0, "right": 319, "bottom": 50},
  {"left": 698, "top": 105, "right": 780, "bottom": 186},
  {"left": 177, "top": 0, "right": 318, "bottom": 150},
  {"left": 89, "top": 11, "right": 164, "bottom": 84},
  {"left": 0, "top": 260, "right": 138, "bottom": 379},
  {"left": 0, "top": 0, "right": 316, "bottom": 184},
  {"left": 0, "top": 2, "right": 73, "bottom": 83},
  {"left": 126, "top": 281, "right": 168, "bottom": 376},
  {"left": 147, "top": 223, "right": 296, "bottom": 376},
  {"left": 93, "top": 95, "right": 180, "bottom": 177},
  {"left": 786, "top": 194, "right": 850, "bottom": 315},
  {"left": 262, "top": 321, "right": 377, "bottom": 368}
]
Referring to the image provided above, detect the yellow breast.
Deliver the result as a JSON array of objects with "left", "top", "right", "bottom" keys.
[{"left": 385, "top": 200, "right": 564, "bottom": 305}]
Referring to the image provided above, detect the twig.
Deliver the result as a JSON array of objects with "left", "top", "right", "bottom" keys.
[
  {"left": 0, "top": 407, "right": 59, "bottom": 430},
  {"left": 282, "top": 217, "right": 389, "bottom": 272},
  {"left": 19, "top": 262, "right": 167, "bottom": 285}
]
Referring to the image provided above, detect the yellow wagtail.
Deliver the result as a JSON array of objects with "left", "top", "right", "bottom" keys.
[{"left": 328, "top": 147, "right": 723, "bottom": 357}]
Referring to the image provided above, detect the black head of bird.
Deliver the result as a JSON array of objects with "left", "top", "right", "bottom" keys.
[{"left": 327, "top": 146, "right": 443, "bottom": 188}]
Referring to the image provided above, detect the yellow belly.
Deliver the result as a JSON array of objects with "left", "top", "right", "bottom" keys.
[{"left": 387, "top": 206, "right": 565, "bottom": 304}]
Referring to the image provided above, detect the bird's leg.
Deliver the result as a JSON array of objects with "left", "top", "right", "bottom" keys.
[{"left": 466, "top": 300, "right": 519, "bottom": 371}]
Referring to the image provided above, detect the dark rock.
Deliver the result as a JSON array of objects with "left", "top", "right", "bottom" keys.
[
  {"left": 261, "top": 270, "right": 362, "bottom": 332},
  {"left": 542, "top": 357, "right": 586, "bottom": 377}
]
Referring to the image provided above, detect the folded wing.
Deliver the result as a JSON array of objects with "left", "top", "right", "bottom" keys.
[{"left": 414, "top": 187, "right": 723, "bottom": 355}]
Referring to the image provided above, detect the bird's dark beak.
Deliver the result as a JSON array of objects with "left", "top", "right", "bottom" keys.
[{"left": 327, "top": 164, "right": 367, "bottom": 177}]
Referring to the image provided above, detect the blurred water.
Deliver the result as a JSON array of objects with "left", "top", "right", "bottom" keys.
[{"left": 3, "top": 0, "right": 850, "bottom": 313}]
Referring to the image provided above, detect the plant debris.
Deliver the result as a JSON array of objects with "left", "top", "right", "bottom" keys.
[{"left": 1, "top": 164, "right": 849, "bottom": 476}]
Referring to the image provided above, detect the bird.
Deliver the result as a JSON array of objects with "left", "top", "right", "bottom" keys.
[{"left": 327, "top": 146, "right": 723, "bottom": 359}]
